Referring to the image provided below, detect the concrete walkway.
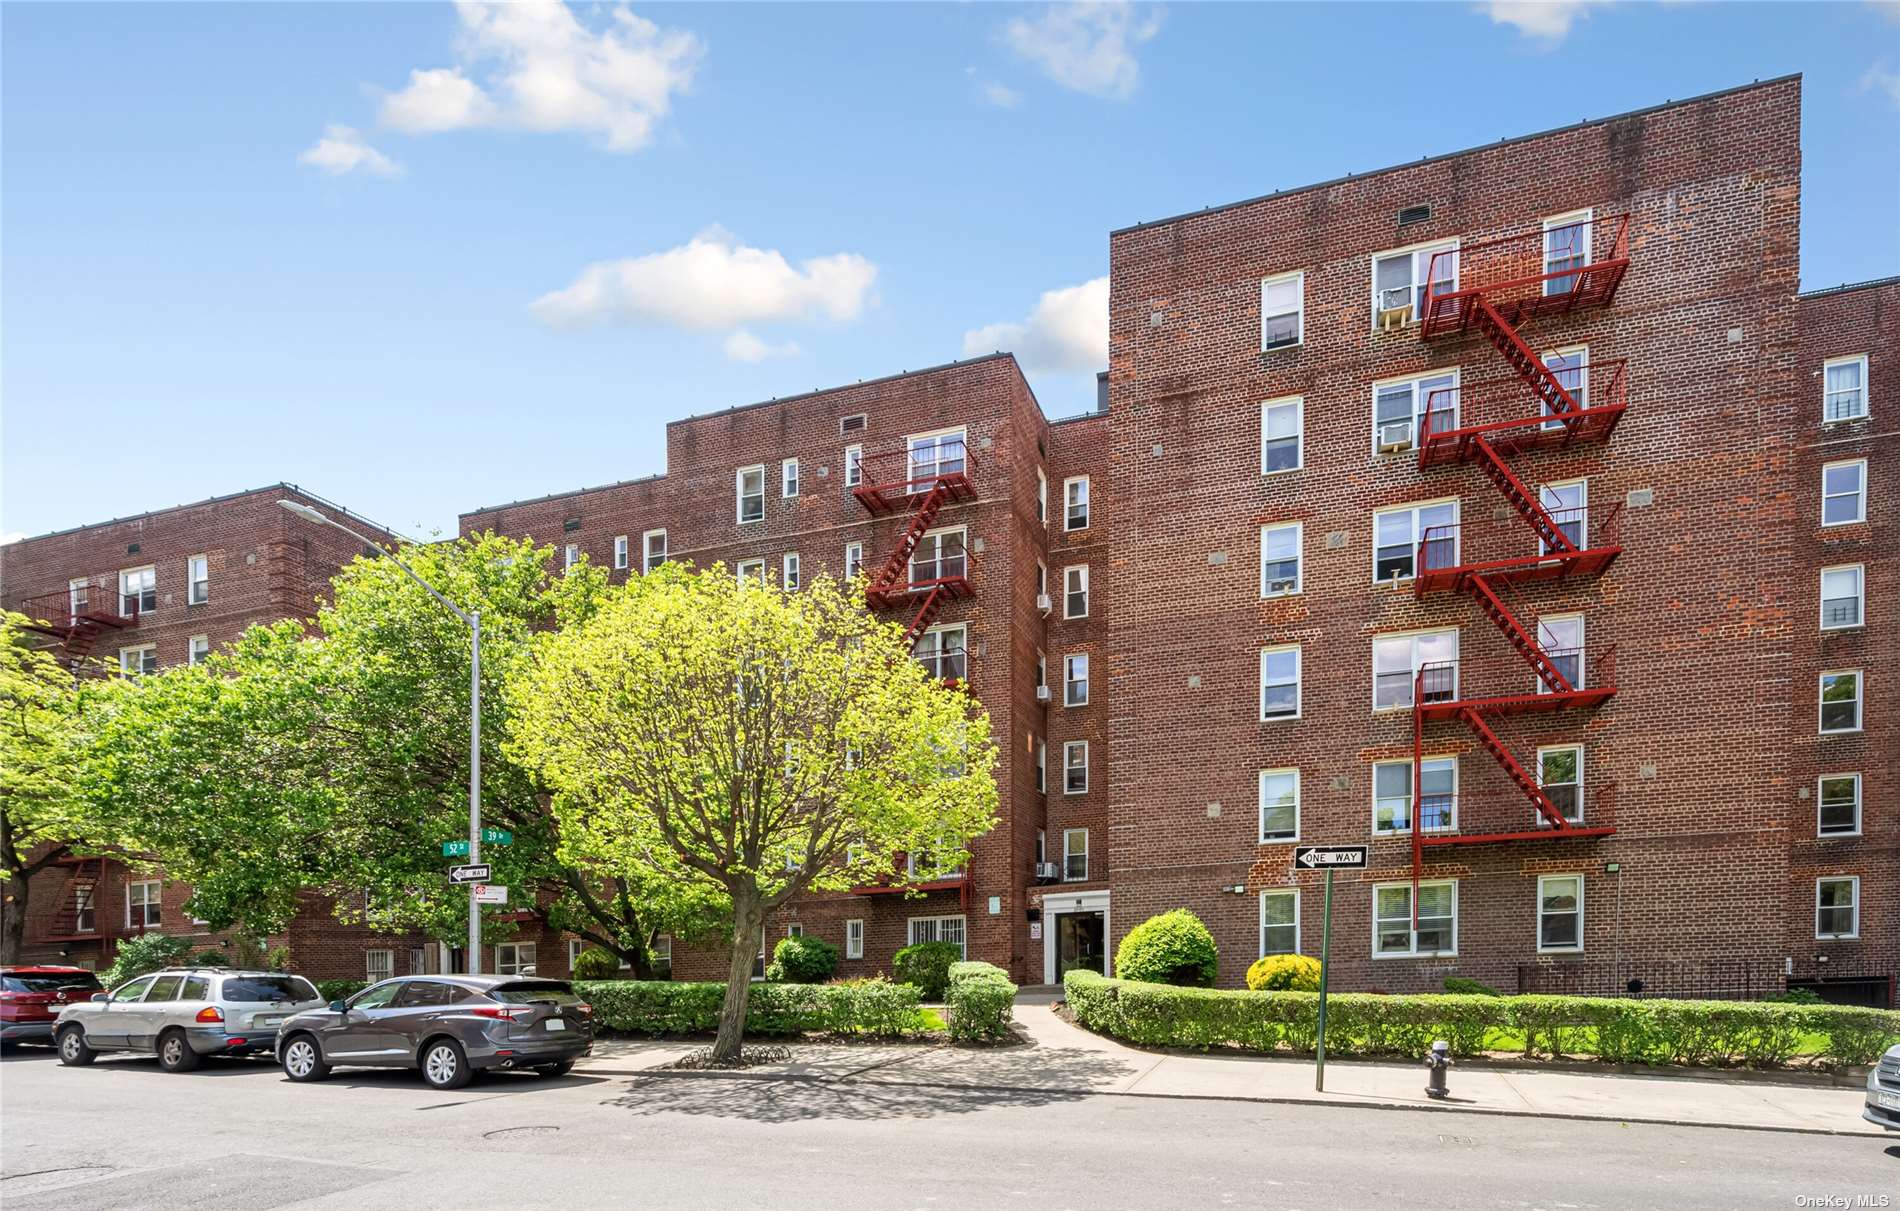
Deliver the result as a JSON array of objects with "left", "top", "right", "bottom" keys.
[{"left": 575, "top": 996, "right": 1885, "bottom": 1138}]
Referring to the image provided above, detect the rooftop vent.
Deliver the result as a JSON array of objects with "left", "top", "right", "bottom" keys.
[
  {"left": 1398, "top": 204, "right": 1432, "bottom": 227},
  {"left": 840, "top": 413, "right": 867, "bottom": 434}
]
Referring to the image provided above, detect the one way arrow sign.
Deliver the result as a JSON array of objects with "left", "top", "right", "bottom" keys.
[
  {"left": 448, "top": 864, "right": 492, "bottom": 884},
  {"left": 1293, "top": 845, "right": 1368, "bottom": 870}
]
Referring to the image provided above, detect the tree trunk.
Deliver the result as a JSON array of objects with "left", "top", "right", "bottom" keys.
[
  {"left": 0, "top": 874, "right": 27, "bottom": 966},
  {"left": 711, "top": 893, "right": 762, "bottom": 1062}
]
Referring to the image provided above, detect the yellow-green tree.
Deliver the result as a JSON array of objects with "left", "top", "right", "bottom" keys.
[{"left": 510, "top": 564, "right": 998, "bottom": 1061}]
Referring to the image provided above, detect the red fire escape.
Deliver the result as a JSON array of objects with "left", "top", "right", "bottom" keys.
[
  {"left": 32, "top": 856, "right": 110, "bottom": 944},
  {"left": 1406, "top": 214, "right": 1633, "bottom": 911},
  {"left": 5, "top": 583, "right": 141, "bottom": 674},
  {"left": 849, "top": 440, "right": 976, "bottom": 646}
]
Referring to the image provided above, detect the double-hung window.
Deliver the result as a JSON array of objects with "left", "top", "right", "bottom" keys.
[
  {"left": 845, "top": 919, "right": 865, "bottom": 960},
  {"left": 1372, "top": 629, "right": 1458, "bottom": 711},
  {"left": 908, "top": 430, "right": 966, "bottom": 490},
  {"left": 365, "top": 949, "right": 394, "bottom": 982},
  {"left": 1373, "top": 370, "right": 1458, "bottom": 454},
  {"left": 1816, "top": 877, "right": 1859, "bottom": 940},
  {"left": 1374, "top": 880, "right": 1456, "bottom": 957},
  {"left": 120, "top": 645, "right": 158, "bottom": 676},
  {"left": 913, "top": 624, "right": 967, "bottom": 683},
  {"left": 1822, "top": 460, "right": 1866, "bottom": 526},
  {"left": 1064, "top": 565, "right": 1089, "bottom": 618},
  {"left": 736, "top": 558, "right": 765, "bottom": 586},
  {"left": 68, "top": 578, "right": 89, "bottom": 624},
  {"left": 119, "top": 566, "right": 156, "bottom": 617},
  {"left": 1064, "top": 653, "right": 1089, "bottom": 707},
  {"left": 1373, "top": 757, "right": 1457, "bottom": 834},
  {"left": 1542, "top": 345, "right": 1589, "bottom": 428},
  {"left": 1823, "top": 355, "right": 1868, "bottom": 422},
  {"left": 1258, "top": 768, "right": 1299, "bottom": 842},
  {"left": 1537, "top": 746, "right": 1584, "bottom": 823},
  {"left": 1542, "top": 210, "right": 1591, "bottom": 295},
  {"left": 844, "top": 541, "right": 864, "bottom": 580},
  {"left": 1064, "top": 476, "right": 1090, "bottom": 531},
  {"left": 1259, "top": 645, "right": 1300, "bottom": 720},
  {"left": 188, "top": 635, "right": 210, "bottom": 666},
  {"left": 127, "top": 880, "right": 162, "bottom": 928},
  {"left": 782, "top": 458, "right": 800, "bottom": 498},
  {"left": 1037, "top": 468, "right": 1048, "bottom": 524},
  {"left": 782, "top": 552, "right": 801, "bottom": 590},
  {"left": 844, "top": 444, "right": 864, "bottom": 488},
  {"left": 186, "top": 555, "right": 209, "bottom": 605},
  {"left": 1536, "top": 614, "right": 1584, "bottom": 692},
  {"left": 1063, "top": 741, "right": 1088, "bottom": 795},
  {"left": 1818, "top": 774, "right": 1861, "bottom": 837},
  {"left": 1260, "top": 889, "right": 1300, "bottom": 956},
  {"left": 1537, "top": 875, "right": 1584, "bottom": 952},
  {"left": 1260, "top": 523, "right": 1301, "bottom": 597},
  {"left": 1374, "top": 500, "right": 1458, "bottom": 582},
  {"left": 1371, "top": 240, "right": 1457, "bottom": 326},
  {"left": 613, "top": 535, "right": 629, "bottom": 570},
  {"left": 910, "top": 528, "right": 967, "bottom": 587},
  {"left": 1034, "top": 738, "right": 1046, "bottom": 793},
  {"left": 564, "top": 543, "right": 581, "bottom": 571},
  {"left": 1261, "top": 396, "right": 1303, "bottom": 474},
  {"left": 1820, "top": 565, "right": 1863, "bottom": 630},
  {"left": 1819, "top": 670, "right": 1862, "bottom": 733},
  {"left": 1260, "top": 271, "right": 1304, "bottom": 350},
  {"left": 907, "top": 914, "right": 966, "bottom": 957},
  {"left": 643, "top": 529, "right": 668, "bottom": 572},
  {"left": 736, "top": 465, "right": 766, "bottom": 523},
  {"left": 1539, "top": 479, "right": 1587, "bottom": 553},
  {"left": 496, "top": 943, "right": 535, "bottom": 976},
  {"left": 1063, "top": 829, "right": 1088, "bottom": 882}
]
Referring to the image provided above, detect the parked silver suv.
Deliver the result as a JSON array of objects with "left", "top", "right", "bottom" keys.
[
  {"left": 1867, "top": 1043, "right": 1900, "bottom": 1130},
  {"left": 55, "top": 969, "right": 324, "bottom": 1072}
]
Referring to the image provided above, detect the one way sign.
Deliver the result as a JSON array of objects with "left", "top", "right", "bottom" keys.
[
  {"left": 1293, "top": 845, "right": 1368, "bottom": 870},
  {"left": 448, "top": 864, "right": 492, "bottom": 884}
]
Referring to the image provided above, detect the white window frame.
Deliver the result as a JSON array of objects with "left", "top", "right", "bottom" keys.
[
  {"left": 1537, "top": 744, "right": 1586, "bottom": 825},
  {"left": 1818, "top": 773, "right": 1862, "bottom": 838},
  {"left": 1260, "top": 396, "right": 1303, "bottom": 475},
  {"left": 782, "top": 551, "right": 801, "bottom": 591},
  {"left": 1372, "top": 368, "right": 1460, "bottom": 456},
  {"left": 914, "top": 623, "right": 968, "bottom": 683},
  {"left": 1260, "top": 522, "right": 1302, "bottom": 598},
  {"left": 1819, "top": 670, "right": 1863, "bottom": 734},
  {"left": 1259, "top": 645, "right": 1301, "bottom": 721},
  {"left": 564, "top": 543, "right": 580, "bottom": 571},
  {"left": 613, "top": 535, "right": 629, "bottom": 570},
  {"left": 1372, "top": 756, "right": 1458, "bottom": 836},
  {"left": 1372, "top": 627, "right": 1460, "bottom": 712},
  {"left": 845, "top": 919, "right": 865, "bottom": 960},
  {"left": 844, "top": 541, "right": 864, "bottom": 580},
  {"left": 736, "top": 558, "right": 766, "bottom": 586},
  {"left": 1541, "top": 209, "right": 1593, "bottom": 295},
  {"left": 1820, "top": 564, "right": 1864, "bottom": 631},
  {"left": 1063, "top": 565, "right": 1090, "bottom": 619},
  {"left": 1260, "top": 888, "right": 1300, "bottom": 957},
  {"left": 1260, "top": 270, "right": 1304, "bottom": 350},
  {"left": 1539, "top": 478, "right": 1588, "bottom": 555},
  {"left": 1373, "top": 499, "right": 1460, "bottom": 583},
  {"left": 68, "top": 578, "right": 90, "bottom": 622},
  {"left": 1064, "top": 476, "right": 1091, "bottom": 532},
  {"left": 365, "top": 949, "right": 394, "bottom": 982},
  {"left": 909, "top": 526, "right": 967, "bottom": 587},
  {"left": 1064, "top": 653, "right": 1089, "bottom": 707},
  {"left": 1823, "top": 354, "right": 1869, "bottom": 423},
  {"left": 1062, "top": 828, "right": 1088, "bottom": 882},
  {"left": 119, "top": 565, "right": 156, "bottom": 617},
  {"left": 126, "top": 880, "right": 161, "bottom": 928},
  {"left": 187, "top": 634, "right": 210, "bottom": 666},
  {"left": 1541, "top": 344, "right": 1591, "bottom": 429},
  {"left": 906, "top": 913, "right": 967, "bottom": 957},
  {"left": 1370, "top": 238, "right": 1458, "bottom": 329},
  {"left": 1037, "top": 468, "right": 1048, "bottom": 525},
  {"left": 1821, "top": 459, "right": 1867, "bottom": 526},
  {"left": 1063, "top": 740, "right": 1089, "bottom": 795},
  {"left": 736, "top": 464, "right": 766, "bottom": 524},
  {"left": 643, "top": 529, "right": 667, "bottom": 573},
  {"left": 495, "top": 942, "right": 536, "bottom": 976},
  {"left": 1536, "top": 874, "right": 1585, "bottom": 954},
  {"left": 120, "top": 644, "right": 158, "bottom": 676},
  {"left": 1372, "top": 879, "right": 1457, "bottom": 958},
  {"left": 906, "top": 427, "right": 968, "bottom": 491},
  {"left": 1535, "top": 613, "right": 1585, "bottom": 694},
  {"left": 1258, "top": 767, "right": 1300, "bottom": 843},
  {"left": 844, "top": 444, "right": 864, "bottom": 488},
  {"left": 1816, "top": 876, "right": 1859, "bottom": 940},
  {"left": 1035, "top": 650, "right": 1047, "bottom": 692},
  {"left": 186, "top": 555, "right": 209, "bottom": 605},
  {"left": 782, "top": 458, "right": 800, "bottom": 498}
]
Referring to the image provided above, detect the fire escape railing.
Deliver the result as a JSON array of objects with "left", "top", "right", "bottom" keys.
[
  {"left": 3, "top": 584, "right": 144, "bottom": 674},
  {"left": 849, "top": 442, "right": 977, "bottom": 647}
]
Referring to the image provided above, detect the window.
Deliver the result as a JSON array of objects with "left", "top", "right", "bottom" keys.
[
  {"left": 1820, "top": 565, "right": 1863, "bottom": 630},
  {"left": 1063, "top": 828, "right": 1088, "bottom": 881},
  {"left": 1536, "top": 614, "right": 1584, "bottom": 692},
  {"left": 1064, "top": 565, "right": 1090, "bottom": 619},
  {"left": 1261, "top": 397, "right": 1302, "bottom": 474},
  {"left": 187, "top": 635, "right": 210, "bottom": 666},
  {"left": 907, "top": 914, "right": 966, "bottom": 957},
  {"left": 1537, "top": 875, "right": 1584, "bottom": 952},
  {"left": 782, "top": 458, "right": 800, "bottom": 498},
  {"left": 127, "top": 880, "right": 161, "bottom": 928},
  {"left": 844, "top": 444, "right": 864, "bottom": 488},
  {"left": 1819, "top": 670, "right": 1862, "bottom": 733},
  {"left": 1035, "top": 738, "right": 1047, "bottom": 793},
  {"left": 1259, "top": 645, "right": 1300, "bottom": 720},
  {"left": 650, "top": 934, "right": 671, "bottom": 978},
  {"left": 1816, "top": 877, "right": 1859, "bottom": 939},
  {"left": 1819, "top": 774, "right": 1861, "bottom": 837},
  {"left": 181, "top": 976, "right": 210, "bottom": 1001},
  {"left": 1372, "top": 629, "right": 1459, "bottom": 710},
  {"left": 910, "top": 527, "right": 967, "bottom": 587},
  {"left": 1036, "top": 829, "right": 1047, "bottom": 867},
  {"left": 68, "top": 578, "right": 89, "bottom": 623},
  {"left": 782, "top": 552, "right": 801, "bottom": 590},
  {"left": 1037, "top": 560, "right": 1048, "bottom": 598},
  {"left": 845, "top": 919, "right": 865, "bottom": 960},
  {"left": 844, "top": 541, "right": 864, "bottom": 580},
  {"left": 1373, "top": 757, "right": 1457, "bottom": 834},
  {"left": 1822, "top": 459, "right": 1866, "bottom": 526},
  {"left": 186, "top": 555, "right": 209, "bottom": 605},
  {"left": 736, "top": 559, "right": 765, "bottom": 586},
  {"left": 1823, "top": 355, "right": 1869, "bottom": 422},
  {"left": 365, "top": 949, "right": 394, "bottom": 982},
  {"left": 1374, "top": 500, "right": 1458, "bottom": 582},
  {"left": 73, "top": 884, "right": 96, "bottom": 934},
  {"left": 907, "top": 429, "right": 967, "bottom": 490},
  {"left": 495, "top": 942, "right": 536, "bottom": 976},
  {"left": 1542, "top": 210, "right": 1591, "bottom": 295},
  {"left": 1064, "top": 653, "right": 1089, "bottom": 707},
  {"left": 1035, "top": 650, "right": 1047, "bottom": 692},
  {"left": 1064, "top": 476, "right": 1090, "bottom": 531},
  {"left": 120, "top": 645, "right": 158, "bottom": 676},
  {"left": 613, "top": 535, "right": 629, "bottom": 570},
  {"left": 1037, "top": 468, "right": 1048, "bottom": 524},
  {"left": 1260, "top": 889, "right": 1300, "bottom": 956},
  {"left": 1373, "top": 370, "right": 1459, "bottom": 454},
  {"left": 736, "top": 465, "right": 766, "bottom": 523},
  {"left": 1063, "top": 740, "right": 1089, "bottom": 794},
  {"left": 564, "top": 543, "right": 580, "bottom": 571},
  {"left": 786, "top": 922, "right": 805, "bottom": 939},
  {"left": 119, "top": 566, "right": 156, "bottom": 617},
  {"left": 1374, "top": 880, "right": 1456, "bottom": 957},
  {"left": 1539, "top": 479, "right": 1587, "bottom": 553},
  {"left": 1541, "top": 345, "right": 1590, "bottom": 430},
  {"left": 1258, "top": 768, "right": 1299, "bottom": 842},
  {"left": 1260, "top": 523, "right": 1301, "bottom": 597},
  {"left": 914, "top": 624, "right": 967, "bottom": 682},
  {"left": 1260, "top": 271, "right": 1304, "bottom": 349},
  {"left": 1538, "top": 746, "right": 1584, "bottom": 824},
  {"left": 145, "top": 975, "right": 184, "bottom": 1003},
  {"left": 1371, "top": 239, "right": 1457, "bottom": 326},
  {"left": 643, "top": 529, "right": 668, "bottom": 573}
]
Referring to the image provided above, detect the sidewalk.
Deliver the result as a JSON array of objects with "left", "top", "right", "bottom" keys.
[{"left": 576, "top": 996, "right": 1885, "bottom": 1138}]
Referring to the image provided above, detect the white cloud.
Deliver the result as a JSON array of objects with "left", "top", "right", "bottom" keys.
[
  {"left": 962, "top": 276, "right": 1108, "bottom": 375},
  {"left": 1861, "top": 61, "right": 1900, "bottom": 108},
  {"left": 378, "top": 1, "right": 703, "bottom": 152},
  {"left": 1872, "top": 0, "right": 1900, "bottom": 21},
  {"left": 1000, "top": 3, "right": 1162, "bottom": 99},
  {"left": 532, "top": 227, "right": 878, "bottom": 341},
  {"left": 982, "top": 80, "right": 1022, "bottom": 108},
  {"left": 722, "top": 329, "right": 802, "bottom": 363},
  {"left": 297, "top": 125, "right": 403, "bottom": 177},
  {"left": 1479, "top": 1, "right": 1612, "bottom": 42}
]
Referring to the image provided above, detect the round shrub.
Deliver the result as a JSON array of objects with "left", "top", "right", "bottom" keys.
[
  {"left": 1246, "top": 953, "right": 1322, "bottom": 992},
  {"left": 1115, "top": 909, "right": 1218, "bottom": 988},
  {"left": 571, "top": 946, "right": 621, "bottom": 980},
  {"left": 892, "top": 941, "right": 962, "bottom": 1000},
  {"left": 766, "top": 934, "right": 839, "bottom": 984},
  {"left": 315, "top": 978, "right": 368, "bottom": 1004},
  {"left": 101, "top": 932, "right": 193, "bottom": 989},
  {"left": 1442, "top": 975, "right": 1502, "bottom": 997}
]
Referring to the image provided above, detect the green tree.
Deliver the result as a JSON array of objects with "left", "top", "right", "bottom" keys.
[{"left": 510, "top": 563, "right": 997, "bottom": 1061}]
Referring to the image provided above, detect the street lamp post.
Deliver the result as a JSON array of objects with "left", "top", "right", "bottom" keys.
[{"left": 279, "top": 499, "right": 485, "bottom": 974}]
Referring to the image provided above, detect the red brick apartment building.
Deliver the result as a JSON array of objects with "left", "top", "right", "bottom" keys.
[{"left": 5, "top": 77, "right": 1893, "bottom": 1001}]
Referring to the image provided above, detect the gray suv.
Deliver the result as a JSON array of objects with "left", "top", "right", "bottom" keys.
[
  {"left": 55, "top": 969, "right": 324, "bottom": 1071},
  {"left": 276, "top": 975, "right": 593, "bottom": 1090}
]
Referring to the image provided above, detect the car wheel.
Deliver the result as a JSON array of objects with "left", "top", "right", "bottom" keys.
[
  {"left": 535, "top": 1060, "right": 574, "bottom": 1077},
  {"left": 280, "top": 1035, "right": 330, "bottom": 1082},
  {"left": 157, "top": 1028, "right": 202, "bottom": 1073},
  {"left": 57, "top": 1026, "right": 96, "bottom": 1067},
  {"left": 420, "top": 1037, "right": 471, "bottom": 1090}
]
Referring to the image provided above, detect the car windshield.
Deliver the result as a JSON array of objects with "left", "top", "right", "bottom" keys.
[
  {"left": 2, "top": 972, "right": 103, "bottom": 994},
  {"left": 489, "top": 980, "right": 583, "bottom": 1006},
  {"left": 220, "top": 975, "right": 319, "bottom": 1003}
]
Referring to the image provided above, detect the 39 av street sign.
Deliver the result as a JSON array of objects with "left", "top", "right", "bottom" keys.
[
  {"left": 441, "top": 830, "right": 512, "bottom": 857},
  {"left": 448, "top": 864, "right": 492, "bottom": 884},
  {"left": 1294, "top": 844, "right": 1368, "bottom": 870}
]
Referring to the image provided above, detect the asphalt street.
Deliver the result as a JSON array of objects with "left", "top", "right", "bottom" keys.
[{"left": 1, "top": 1045, "right": 1893, "bottom": 1209}]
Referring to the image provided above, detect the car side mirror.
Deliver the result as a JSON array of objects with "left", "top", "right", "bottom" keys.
[
  {"left": 90, "top": 993, "right": 110, "bottom": 1004},
  {"left": 328, "top": 999, "right": 348, "bottom": 1013}
]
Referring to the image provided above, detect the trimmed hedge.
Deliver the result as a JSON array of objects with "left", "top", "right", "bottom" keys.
[
  {"left": 577, "top": 976, "right": 927, "bottom": 1038},
  {"left": 1246, "top": 954, "right": 1321, "bottom": 992},
  {"left": 893, "top": 941, "right": 963, "bottom": 1000},
  {"left": 1115, "top": 909, "right": 1218, "bottom": 988},
  {"left": 570, "top": 947, "right": 621, "bottom": 981},
  {"left": 1063, "top": 971, "right": 1900, "bottom": 1068},
  {"left": 315, "top": 979, "right": 368, "bottom": 1004},
  {"left": 945, "top": 961, "right": 1017, "bottom": 1042},
  {"left": 766, "top": 935, "right": 840, "bottom": 984}
]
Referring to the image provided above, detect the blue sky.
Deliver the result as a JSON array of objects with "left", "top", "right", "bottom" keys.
[{"left": 5, "top": 1, "right": 1897, "bottom": 540}]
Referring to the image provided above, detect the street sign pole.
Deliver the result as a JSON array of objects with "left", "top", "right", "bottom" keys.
[
  {"left": 1316, "top": 867, "right": 1334, "bottom": 1092},
  {"left": 467, "top": 611, "right": 482, "bottom": 976}
]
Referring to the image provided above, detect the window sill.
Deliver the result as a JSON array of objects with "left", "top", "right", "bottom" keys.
[
  {"left": 1815, "top": 934, "right": 1860, "bottom": 942},
  {"left": 1535, "top": 946, "right": 1585, "bottom": 956},
  {"left": 1259, "top": 714, "right": 1301, "bottom": 724},
  {"left": 1372, "top": 950, "right": 1458, "bottom": 960},
  {"left": 1259, "top": 835, "right": 1299, "bottom": 846},
  {"left": 1819, "top": 728, "right": 1864, "bottom": 736},
  {"left": 1817, "top": 831, "right": 1863, "bottom": 840},
  {"left": 1819, "top": 625, "right": 1863, "bottom": 634},
  {"left": 1261, "top": 466, "right": 1303, "bottom": 478}
]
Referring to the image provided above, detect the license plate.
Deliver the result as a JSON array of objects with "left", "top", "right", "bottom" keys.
[
  {"left": 1878, "top": 1091, "right": 1900, "bottom": 1111},
  {"left": 546, "top": 1018, "right": 565, "bottom": 1032},
  {"left": 254, "top": 1015, "right": 282, "bottom": 1027}
]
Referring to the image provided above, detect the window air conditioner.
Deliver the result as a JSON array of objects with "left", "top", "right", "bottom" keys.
[
  {"left": 1265, "top": 578, "right": 1297, "bottom": 595},
  {"left": 1036, "top": 685, "right": 1052, "bottom": 702},
  {"left": 1378, "top": 421, "right": 1415, "bottom": 453},
  {"left": 1035, "top": 592, "right": 1053, "bottom": 615},
  {"left": 1379, "top": 303, "right": 1414, "bottom": 331},
  {"left": 1034, "top": 862, "right": 1059, "bottom": 881}
]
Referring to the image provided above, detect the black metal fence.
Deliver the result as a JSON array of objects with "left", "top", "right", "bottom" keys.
[{"left": 1516, "top": 959, "right": 1787, "bottom": 1002}]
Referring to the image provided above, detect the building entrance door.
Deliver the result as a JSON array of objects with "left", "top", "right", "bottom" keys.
[{"left": 1055, "top": 911, "right": 1106, "bottom": 978}]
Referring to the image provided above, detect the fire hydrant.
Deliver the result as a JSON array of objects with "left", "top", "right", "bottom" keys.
[{"left": 1424, "top": 1039, "right": 1452, "bottom": 1099}]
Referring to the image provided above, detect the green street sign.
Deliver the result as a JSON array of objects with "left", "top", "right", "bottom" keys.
[
  {"left": 441, "top": 831, "right": 512, "bottom": 857},
  {"left": 442, "top": 840, "right": 470, "bottom": 857}
]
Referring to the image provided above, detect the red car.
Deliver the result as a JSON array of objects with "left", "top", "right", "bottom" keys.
[{"left": 2, "top": 966, "right": 104, "bottom": 1047}]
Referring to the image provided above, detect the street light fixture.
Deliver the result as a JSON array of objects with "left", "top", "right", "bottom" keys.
[{"left": 279, "top": 498, "right": 486, "bottom": 974}]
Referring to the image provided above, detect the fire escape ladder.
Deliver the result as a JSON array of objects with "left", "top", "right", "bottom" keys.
[
  {"left": 1456, "top": 707, "right": 1572, "bottom": 829},
  {"left": 1470, "top": 436, "right": 1577, "bottom": 555},
  {"left": 1465, "top": 574, "right": 1573, "bottom": 693},
  {"left": 866, "top": 483, "right": 950, "bottom": 607},
  {"left": 903, "top": 584, "right": 953, "bottom": 646},
  {"left": 1471, "top": 296, "right": 1582, "bottom": 421}
]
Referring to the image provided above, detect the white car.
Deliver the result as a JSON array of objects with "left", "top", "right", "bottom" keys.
[
  {"left": 1866, "top": 1043, "right": 1900, "bottom": 1130},
  {"left": 55, "top": 969, "right": 324, "bottom": 1072}
]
